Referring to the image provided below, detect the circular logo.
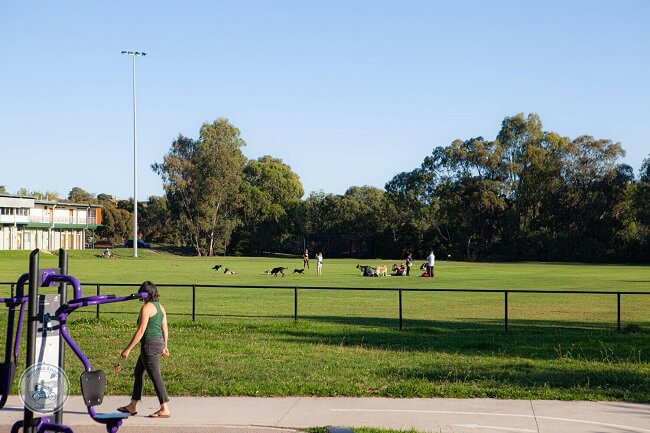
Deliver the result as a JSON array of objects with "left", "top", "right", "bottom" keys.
[{"left": 18, "top": 363, "right": 70, "bottom": 413}]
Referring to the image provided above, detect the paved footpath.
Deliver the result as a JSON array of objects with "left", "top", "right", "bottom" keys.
[{"left": 1, "top": 396, "right": 649, "bottom": 433}]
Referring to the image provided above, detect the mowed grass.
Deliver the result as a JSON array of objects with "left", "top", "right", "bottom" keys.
[{"left": 1, "top": 250, "right": 649, "bottom": 401}]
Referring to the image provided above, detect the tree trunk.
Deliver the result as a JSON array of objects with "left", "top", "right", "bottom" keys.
[
  {"left": 193, "top": 233, "right": 202, "bottom": 256},
  {"left": 208, "top": 199, "right": 222, "bottom": 257}
]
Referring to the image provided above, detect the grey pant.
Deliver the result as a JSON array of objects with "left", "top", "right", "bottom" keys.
[{"left": 131, "top": 337, "right": 169, "bottom": 404}]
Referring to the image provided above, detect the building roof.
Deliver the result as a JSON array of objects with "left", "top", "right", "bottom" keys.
[
  {"left": 36, "top": 200, "right": 102, "bottom": 208},
  {"left": 0, "top": 193, "right": 102, "bottom": 208}
]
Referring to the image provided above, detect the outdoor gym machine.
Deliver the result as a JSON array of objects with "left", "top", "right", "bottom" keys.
[
  {"left": 7, "top": 249, "right": 72, "bottom": 433},
  {"left": 6, "top": 249, "right": 145, "bottom": 433}
]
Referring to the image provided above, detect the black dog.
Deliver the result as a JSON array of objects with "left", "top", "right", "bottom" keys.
[
  {"left": 292, "top": 268, "right": 305, "bottom": 274},
  {"left": 213, "top": 265, "right": 222, "bottom": 271},
  {"left": 270, "top": 267, "right": 287, "bottom": 277}
]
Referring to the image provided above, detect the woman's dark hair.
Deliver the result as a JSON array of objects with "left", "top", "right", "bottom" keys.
[{"left": 138, "top": 281, "right": 160, "bottom": 302}]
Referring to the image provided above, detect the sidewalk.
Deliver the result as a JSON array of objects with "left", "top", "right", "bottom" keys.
[{"left": 1, "top": 396, "right": 649, "bottom": 433}]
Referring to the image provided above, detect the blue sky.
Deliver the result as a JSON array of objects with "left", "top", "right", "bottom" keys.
[{"left": 1, "top": 1, "right": 648, "bottom": 200}]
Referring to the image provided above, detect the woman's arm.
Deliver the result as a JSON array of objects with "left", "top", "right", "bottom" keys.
[
  {"left": 121, "top": 304, "right": 152, "bottom": 359},
  {"left": 161, "top": 305, "right": 170, "bottom": 357}
]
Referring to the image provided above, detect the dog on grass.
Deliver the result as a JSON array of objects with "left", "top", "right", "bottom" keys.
[
  {"left": 212, "top": 265, "right": 223, "bottom": 271},
  {"left": 270, "top": 267, "right": 287, "bottom": 277},
  {"left": 224, "top": 268, "right": 236, "bottom": 275},
  {"left": 292, "top": 268, "right": 305, "bottom": 274},
  {"left": 375, "top": 266, "right": 388, "bottom": 277}
]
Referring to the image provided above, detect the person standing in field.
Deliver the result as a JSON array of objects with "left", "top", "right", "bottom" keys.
[
  {"left": 406, "top": 252, "right": 413, "bottom": 276},
  {"left": 426, "top": 250, "right": 435, "bottom": 278},
  {"left": 118, "top": 281, "right": 171, "bottom": 418},
  {"left": 316, "top": 252, "right": 323, "bottom": 276},
  {"left": 303, "top": 249, "right": 310, "bottom": 268}
]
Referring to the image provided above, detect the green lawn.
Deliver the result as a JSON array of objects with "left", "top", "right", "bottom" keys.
[{"left": 1, "top": 249, "right": 649, "bottom": 401}]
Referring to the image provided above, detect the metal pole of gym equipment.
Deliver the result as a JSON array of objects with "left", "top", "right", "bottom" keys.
[
  {"left": 54, "top": 249, "right": 67, "bottom": 424},
  {"left": 24, "top": 249, "right": 39, "bottom": 433}
]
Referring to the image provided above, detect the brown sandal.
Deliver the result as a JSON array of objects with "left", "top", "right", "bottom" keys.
[
  {"left": 148, "top": 411, "right": 171, "bottom": 418},
  {"left": 117, "top": 406, "right": 137, "bottom": 416}
]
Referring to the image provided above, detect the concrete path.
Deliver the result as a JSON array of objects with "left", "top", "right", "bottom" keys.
[{"left": 1, "top": 396, "right": 649, "bottom": 433}]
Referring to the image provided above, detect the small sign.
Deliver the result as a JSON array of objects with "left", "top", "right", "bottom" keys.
[{"left": 18, "top": 362, "right": 70, "bottom": 413}]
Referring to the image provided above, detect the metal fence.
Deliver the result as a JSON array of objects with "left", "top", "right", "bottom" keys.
[{"left": 2, "top": 281, "right": 648, "bottom": 332}]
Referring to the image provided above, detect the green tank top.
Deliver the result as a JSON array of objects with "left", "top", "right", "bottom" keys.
[{"left": 144, "top": 301, "right": 163, "bottom": 338}]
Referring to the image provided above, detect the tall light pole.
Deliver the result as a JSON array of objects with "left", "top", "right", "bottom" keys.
[{"left": 121, "top": 50, "right": 146, "bottom": 257}]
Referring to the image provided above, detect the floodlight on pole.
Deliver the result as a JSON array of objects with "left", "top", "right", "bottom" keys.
[{"left": 121, "top": 50, "right": 146, "bottom": 257}]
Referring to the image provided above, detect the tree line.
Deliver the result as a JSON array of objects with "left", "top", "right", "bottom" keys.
[{"left": 5, "top": 113, "right": 649, "bottom": 262}]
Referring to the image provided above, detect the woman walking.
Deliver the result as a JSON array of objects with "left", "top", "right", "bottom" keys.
[{"left": 118, "top": 281, "right": 171, "bottom": 418}]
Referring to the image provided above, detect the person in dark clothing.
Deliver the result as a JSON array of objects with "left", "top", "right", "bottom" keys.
[
  {"left": 406, "top": 252, "right": 413, "bottom": 276},
  {"left": 118, "top": 281, "right": 171, "bottom": 418}
]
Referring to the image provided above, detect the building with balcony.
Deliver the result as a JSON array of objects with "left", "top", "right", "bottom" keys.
[{"left": 0, "top": 193, "right": 101, "bottom": 250}]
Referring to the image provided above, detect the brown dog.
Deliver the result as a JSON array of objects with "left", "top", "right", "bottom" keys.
[{"left": 375, "top": 266, "right": 388, "bottom": 277}]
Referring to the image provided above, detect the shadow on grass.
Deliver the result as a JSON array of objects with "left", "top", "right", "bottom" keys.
[
  {"left": 150, "top": 244, "right": 196, "bottom": 256},
  {"left": 76, "top": 307, "right": 649, "bottom": 336},
  {"left": 267, "top": 316, "right": 649, "bottom": 358},
  {"left": 269, "top": 318, "right": 650, "bottom": 400},
  {"left": 68, "top": 310, "right": 649, "bottom": 364},
  {"left": 381, "top": 361, "right": 650, "bottom": 401},
  {"left": 296, "top": 313, "right": 649, "bottom": 332}
]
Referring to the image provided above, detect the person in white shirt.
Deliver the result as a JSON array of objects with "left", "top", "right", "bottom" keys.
[
  {"left": 426, "top": 250, "right": 435, "bottom": 278},
  {"left": 316, "top": 252, "right": 323, "bottom": 276}
]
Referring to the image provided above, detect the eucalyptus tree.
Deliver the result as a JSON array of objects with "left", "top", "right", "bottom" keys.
[
  {"left": 235, "top": 156, "right": 304, "bottom": 254},
  {"left": 152, "top": 118, "right": 247, "bottom": 256},
  {"left": 139, "top": 195, "right": 178, "bottom": 244},
  {"left": 302, "top": 191, "right": 340, "bottom": 239},
  {"left": 385, "top": 113, "right": 636, "bottom": 261},
  {"left": 95, "top": 201, "right": 131, "bottom": 244},
  {"left": 339, "top": 186, "right": 398, "bottom": 257},
  {"left": 558, "top": 135, "right": 625, "bottom": 260},
  {"left": 385, "top": 164, "right": 438, "bottom": 256},
  {"left": 634, "top": 156, "right": 650, "bottom": 260},
  {"left": 16, "top": 188, "right": 60, "bottom": 201},
  {"left": 68, "top": 187, "right": 96, "bottom": 203},
  {"left": 493, "top": 113, "right": 547, "bottom": 254}
]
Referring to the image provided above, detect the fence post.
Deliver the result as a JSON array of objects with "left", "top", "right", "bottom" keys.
[
  {"left": 617, "top": 292, "right": 621, "bottom": 332},
  {"left": 504, "top": 291, "right": 508, "bottom": 333},
  {"left": 399, "top": 289, "right": 403, "bottom": 331},
  {"left": 192, "top": 285, "right": 196, "bottom": 322},
  {"left": 96, "top": 284, "right": 100, "bottom": 320},
  {"left": 294, "top": 287, "right": 298, "bottom": 321}
]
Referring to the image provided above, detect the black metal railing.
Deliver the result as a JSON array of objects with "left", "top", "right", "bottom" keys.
[{"left": 1, "top": 281, "right": 648, "bottom": 332}]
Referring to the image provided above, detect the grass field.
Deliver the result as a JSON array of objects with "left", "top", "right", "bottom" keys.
[{"left": 1, "top": 249, "right": 649, "bottom": 402}]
